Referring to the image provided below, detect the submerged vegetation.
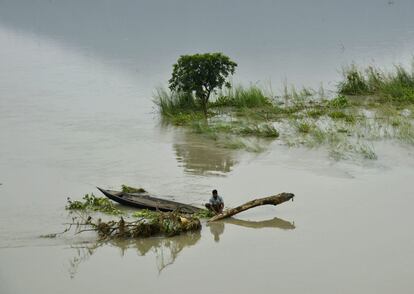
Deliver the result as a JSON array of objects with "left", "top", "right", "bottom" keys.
[
  {"left": 154, "top": 60, "right": 414, "bottom": 160},
  {"left": 153, "top": 88, "right": 201, "bottom": 117},
  {"left": 66, "top": 194, "right": 122, "bottom": 215},
  {"left": 63, "top": 212, "right": 201, "bottom": 240},
  {"left": 62, "top": 186, "right": 213, "bottom": 240}
]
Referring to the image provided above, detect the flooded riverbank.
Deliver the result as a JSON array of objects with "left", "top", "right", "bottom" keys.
[{"left": 1, "top": 1, "right": 414, "bottom": 293}]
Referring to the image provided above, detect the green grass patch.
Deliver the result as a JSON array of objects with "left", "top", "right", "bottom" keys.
[
  {"left": 338, "top": 64, "right": 414, "bottom": 103},
  {"left": 296, "top": 121, "right": 313, "bottom": 133},
  {"left": 234, "top": 105, "right": 290, "bottom": 121},
  {"left": 153, "top": 87, "right": 200, "bottom": 116},
  {"left": 328, "top": 111, "right": 356, "bottom": 123},
  {"left": 168, "top": 112, "right": 205, "bottom": 126},
  {"left": 328, "top": 95, "right": 349, "bottom": 108},
  {"left": 307, "top": 108, "right": 325, "bottom": 118},
  {"left": 132, "top": 209, "right": 159, "bottom": 220},
  {"left": 211, "top": 85, "right": 272, "bottom": 108},
  {"left": 194, "top": 209, "right": 215, "bottom": 218},
  {"left": 338, "top": 66, "right": 370, "bottom": 95}
]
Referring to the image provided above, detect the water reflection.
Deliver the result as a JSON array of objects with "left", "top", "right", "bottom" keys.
[
  {"left": 207, "top": 217, "right": 295, "bottom": 242},
  {"left": 68, "top": 231, "right": 201, "bottom": 278},
  {"left": 224, "top": 217, "right": 296, "bottom": 230},
  {"left": 67, "top": 217, "right": 294, "bottom": 277},
  {"left": 208, "top": 222, "right": 225, "bottom": 242},
  {"left": 206, "top": 217, "right": 295, "bottom": 242},
  {"left": 173, "top": 130, "right": 238, "bottom": 176}
]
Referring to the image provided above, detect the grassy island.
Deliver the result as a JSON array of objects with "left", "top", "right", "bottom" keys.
[{"left": 155, "top": 60, "right": 414, "bottom": 160}]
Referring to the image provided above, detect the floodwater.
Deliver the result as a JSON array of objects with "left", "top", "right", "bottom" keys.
[{"left": 1, "top": 1, "right": 414, "bottom": 293}]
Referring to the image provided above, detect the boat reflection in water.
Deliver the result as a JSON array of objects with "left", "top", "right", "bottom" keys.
[{"left": 67, "top": 217, "right": 295, "bottom": 277}]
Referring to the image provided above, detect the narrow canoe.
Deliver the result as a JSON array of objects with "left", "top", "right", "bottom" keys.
[{"left": 97, "top": 187, "right": 202, "bottom": 213}]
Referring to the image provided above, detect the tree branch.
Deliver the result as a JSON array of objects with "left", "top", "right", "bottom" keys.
[{"left": 208, "top": 193, "right": 294, "bottom": 222}]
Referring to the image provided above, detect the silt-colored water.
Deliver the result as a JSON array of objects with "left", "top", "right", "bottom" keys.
[{"left": 1, "top": 1, "right": 414, "bottom": 293}]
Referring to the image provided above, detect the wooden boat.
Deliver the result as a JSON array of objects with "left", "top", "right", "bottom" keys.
[{"left": 97, "top": 187, "right": 202, "bottom": 213}]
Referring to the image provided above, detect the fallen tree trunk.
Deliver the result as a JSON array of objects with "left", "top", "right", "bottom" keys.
[{"left": 208, "top": 193, "right": 294, "bottom": 222}]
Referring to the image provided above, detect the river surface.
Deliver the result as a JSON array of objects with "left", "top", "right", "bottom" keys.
[{"left": 1, "top": 1, "right": 414, "bottom": 293}]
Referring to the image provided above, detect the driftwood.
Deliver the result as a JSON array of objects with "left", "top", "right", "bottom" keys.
[{"left": 208, "top": 192, "right": 294, "bottom": 222}]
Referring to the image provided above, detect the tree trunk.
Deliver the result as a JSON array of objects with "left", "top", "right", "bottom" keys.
[
  {"left": 202, "top": 101, "right": 208, "bottom": 117},
  {"left": 200, "top": 90, "right": 210, "bottom": 118},
  {"left": 208, "top": 193, "right": 294, "bottom": 222}
]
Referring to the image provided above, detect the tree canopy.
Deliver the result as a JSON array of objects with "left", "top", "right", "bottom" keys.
[{"left": 169, "top": 53, "right": 237, "bottom": 115}]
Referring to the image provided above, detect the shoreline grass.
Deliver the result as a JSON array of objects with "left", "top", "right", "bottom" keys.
[
  {"left": 154, "top": 62, "right": 414, "bottom": 160},
  {"left": 339, "top": 64, "right": 414, "bottom": 103},
  {"left": 210, "top": 85, "right": 272, "bottom": 108},
  {"left": 153, "top": 87, "right": 201, "bottom": 116}
]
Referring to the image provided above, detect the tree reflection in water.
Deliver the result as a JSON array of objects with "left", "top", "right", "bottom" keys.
[
  {"left": 173, "top": 130, "right": 238, "bottom": 176},
  {"left": 67, "top": 217, "right": 295, "bottom": 278}
]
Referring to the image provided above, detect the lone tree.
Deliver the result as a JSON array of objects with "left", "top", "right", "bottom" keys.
[{"left": 169, "top": 53, "right": 237, "bottom": 116}]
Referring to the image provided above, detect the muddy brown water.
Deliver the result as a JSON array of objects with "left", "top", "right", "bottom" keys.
[{"left": 1, "top": 1, "right": 414, "bottom": 293}]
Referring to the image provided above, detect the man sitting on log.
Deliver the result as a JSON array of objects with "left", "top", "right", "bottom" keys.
[{"left": 205, "top": 189, "right": 224, "bottom": 214}]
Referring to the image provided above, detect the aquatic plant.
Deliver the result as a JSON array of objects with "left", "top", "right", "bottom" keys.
[
  {"left": 339, "top": 63, "right": 414, "bottom": 103},
  {"left": 193, "top": 208, "right": 215, "bottom": 218},
  {"left": 69, "top": 213, "right": 201, "bottom": 239},
  {"left": 328, "top": 111, "right": 356, "bottom": 123},
  {"left": 66, "top": 194, "right": 122, "bottom": 215},
  {"left": 356, "top": 143, "right": 378, "bottom": 160},
  {"left": 381, "top": 65, "right": 414, "bottom": 102},
  {"left": 329, "top": 95, "right": 349, "bottom": 108},
  {"left": 237, "top": 123, "right": 279, "bottom": 138},
  {"left": 326, "top": 140, "right": 376, "bottom": 161},
  {"left": 281, "top": 85, "right": 315, "bottom": 107},
  {"left": 153, "top": 59, "right": 413, "bottom": 159},
  {"left": 219, "top": 136, "right": 248, "bottom": 150},
  {"left": 153, "top": 87, "right": 200, "bottom": 116},
  {"left": 132, "top": 209, "right": 159, "bottom": 219},
  {"left": 394, "top": 119, "right": 414, "bottom": 144},
  {"left": 338, "top": 66, "right": 370, "bottom": 95},
  {"left": 307, "top": 108, "right": 325, "bottom": 118},
  {"left": 234, "top": 104, "right": 288, "bottom": 121},
  {"left": 191, "top": 120, "right": 279, "bottom": 141},
  {"left": 211, "top": 85, "right": 272, "bottom": 108},
  {"left": 296, "top": 121, "right": 313, "bottom": 133},
  {"left": 121, "top": 185, "right": 147, "bottom": 193},
  {"left": 169, "top": 112, "right": 205, "bottom": 126}
]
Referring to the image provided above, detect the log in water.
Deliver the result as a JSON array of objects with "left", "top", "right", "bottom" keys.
[{"left": 209, "top": 193, "right": 294, "bottom": 222}]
